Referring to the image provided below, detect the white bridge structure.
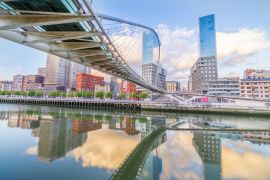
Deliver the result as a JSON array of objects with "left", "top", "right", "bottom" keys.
[{"left": 0, "top": 0, "right": 164, "bottom": 93}]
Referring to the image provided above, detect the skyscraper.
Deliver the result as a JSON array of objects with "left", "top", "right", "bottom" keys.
[
  {"left": 44, "top": 54, "right": 90, "bottom": 92},
  {"left": 190, "top": 14, "right": 218, "bottom": 94},
  {"left": 199, "top": 14, "right": 217, "bottom": 57},
  {"left": 142, "top": 31, "right": 159, "bottom": 65}
]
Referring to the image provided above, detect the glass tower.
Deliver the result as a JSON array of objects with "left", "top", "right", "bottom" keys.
[
  {"left": 142, "top": 31, "right": 159, "bottom": 64},
  {"left": 199, "top": 14, "right": 217, "bottom": 57}
]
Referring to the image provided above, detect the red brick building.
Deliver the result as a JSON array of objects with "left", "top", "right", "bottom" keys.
[
  {"left": 76, "top": 73, "right": 104, "bottom": 91},
  {"left": 120, "top": 80, "right": 137, "bottom": 94}
]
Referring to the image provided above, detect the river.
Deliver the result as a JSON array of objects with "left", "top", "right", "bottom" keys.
[{"left": 0, "top": 103, "right": 269, "bottom": 180}]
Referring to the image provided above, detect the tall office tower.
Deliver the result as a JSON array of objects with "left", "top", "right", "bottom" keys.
[
  {"left": 67, "top": 62, "right": 91, "bottom": 91},
  {"left": 190, "top": 14, "right": 218, "bottom": 94},
  {"left": 193, "top": 132, "right": 221, "bottom": 180},
  {"left": 142, "top": 31, "right": 167, "bottom": 90},
  {"left": 44, "top": 54, "right": 68, "bottom": 91},
  {"left": 44, "top": 54, "right": 90, "bottom": 92},
  {"left": 199, "top": 14, "right": 217, "bottom": 58},
  {"left": 12, "top": 75, "right": 24, "bottom": 91},
  {"left": 142, "top": 31, "right": 159, "bottom": 65},
  {"left": 37, "top": 67, "right": 46, "bottom": 78}
]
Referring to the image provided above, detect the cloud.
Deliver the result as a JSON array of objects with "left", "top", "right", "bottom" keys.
[
  {"left": 217, "top": 28, "right": 270, "bottom": 65},
  {"left": 157, "top": 24, "right": 198, "bottom": 81},
  {"left": 156, "top": 25, "right": 270, "bottom": 82},
  {"left": 25, "top": 146, "right": 38, "bottom": 155},
  {"left": 70, "top": 129, "right": 139, "bottom": 169}
]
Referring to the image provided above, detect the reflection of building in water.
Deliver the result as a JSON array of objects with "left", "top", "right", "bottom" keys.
[
  {"left": 120, "top": 116, "right": 139, "bottom": 135},
  {"left": 108, "top": 115, "right": 118, "bottom": 129},
  {"left": 72, "top": 119, "right": 102, "bottom": 134},
  {"left": 193, "top": 132, "right": 221, "bottom": 180},
  {"left": 38, "top": 117, "right": 87, "bottom": 162},
  {"left": 140, "top": 131, "right": 167, "bottom": 180},
  {"left": 8, "top": 111, "right": 40, "bottom": 129},
  {"left": 243, "top": 131, "right": 270, "bottom": 145},
  {"left": 0, "top": 111, "right": 8, "bottom": 120},
  {"left": 8, "top": 112, "right": 20, "bottom": 128}
]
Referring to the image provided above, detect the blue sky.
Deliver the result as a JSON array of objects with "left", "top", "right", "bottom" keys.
[{"left": 0, "top": 0, "right": 270, "bottom": 82}]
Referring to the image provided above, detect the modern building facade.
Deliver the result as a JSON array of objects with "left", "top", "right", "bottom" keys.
[
  {"left": 142, "top": 63, "right": 167, "bottom": 91},
  {"left": 38, "top": 67, "right": 46, "bottom": 78},
  {"left": 76, "top": 73, "right": 104, "bottom": 92},
  {"left": 22, "top": 75, "right": 44, "bottom": 91},
  {"left": 190, "top": 14, "right": 218, "bottom": 94},
  {"left": 240, "top": 77, "right": 270, "bottom": 99},
  {"left": 44, "top": 54, "right": 90, "bottom": 92},
  {"left": 244, "top": 69, "right": 270, "bottom": 79},
  {"left": 208, "top": 77, "right": 240, "bottom": 97},
  {"left": 166, "top": 81, "right": 181, "bottom": 92},
  {"left": 199, "top": 14, "right": 217, "bottom": 58},
  {"left": 142, "top": 31, "right": 159, "bottom": 65},
  {"left": 12, "top": 75, "right": 24, "bottom": 91},
  {"left": 191, "top": 56, "right": 218, "bottom": 94}
]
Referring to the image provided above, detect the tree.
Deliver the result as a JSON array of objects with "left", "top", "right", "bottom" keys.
[
  {"left": 119, "top": 92, "right": 126, "bottom": 99},
  {"left": 14, "top": 91, "right": 21, "bottom": 96},
  {"left": 85, "top": 91, "right": 93, "bottom": 98},
  {"left": 67, "top": 92, "right": 74, "bottom": 98},
  {"left": 105, "top": 92, "right": 113, "bottom": 99},
  {"left": 60, "top": 92, "right": 66, "bottom": 98},
  {"left": 20, "top": 91, "right": 27, "bottom": 96},
  {"left": 35, "top": 91, "right": 43, "bottom": 97},
  {"left": 50, "top": 91, "right": 60, "bottom": 97},
  {"left": 3, "top": 91, "right": 11, "bottom": 96},
  {"left": 95, "top": 91, "right": 104, "bottom": 99},
  {"left": 129, "top": 93, "right": 138, "bottom": 99},
  {"left": 139, "top": 92, "right": 148, "bottom": 100},
  {"left": 28, "top": 90, "right": 36, "bottom": 97},
  {"left": 76, "top": 91, "right": 83, "bottom": 98}
]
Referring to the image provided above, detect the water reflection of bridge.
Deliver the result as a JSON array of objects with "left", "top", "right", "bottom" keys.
[{"left": 111, "top": 127, "right": 167, "bottom": 180}]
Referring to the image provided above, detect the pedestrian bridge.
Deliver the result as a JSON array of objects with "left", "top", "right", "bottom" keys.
[{"left": 0, "top": 0, "right": 164, "bottom": 93}]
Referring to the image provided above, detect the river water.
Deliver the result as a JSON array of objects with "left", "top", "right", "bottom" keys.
[{"left": 0, "top": 103, "right": 269, "bottom": 180}]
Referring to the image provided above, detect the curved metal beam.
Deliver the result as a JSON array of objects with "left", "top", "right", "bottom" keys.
[{"left": 96, "top": 13, "right": 161, "bottom": 46}]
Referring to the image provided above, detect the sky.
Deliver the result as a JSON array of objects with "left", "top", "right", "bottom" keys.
[{"left": 0, "top": 0, "right": 270, "bottom": 85}]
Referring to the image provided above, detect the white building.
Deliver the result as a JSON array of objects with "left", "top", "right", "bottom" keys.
[
  {"left": 12, "top": 75, "right": 24, "bottom": 91},
  {"left": 191, "top": 56, "right": 218, "bottom": 94},
  {"left": 142, "top": 63, "right": 167, "bottom": 90},
  {"left": 208, "top": 77, "right": 240, "bottom": 97}
]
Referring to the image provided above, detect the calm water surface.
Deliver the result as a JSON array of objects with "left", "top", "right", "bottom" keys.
[{"left": 0, "top": 103, "right": 269, "bottom": 180}]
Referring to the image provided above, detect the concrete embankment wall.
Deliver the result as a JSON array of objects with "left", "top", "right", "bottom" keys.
[
  {"left": 0, "top": 98, "right": 141, "bottom": 110},
  {"left": 1, "top": 98, "right": 270, "bottom": 116},
  {"left": 141, "top": 104, "right": 270, "bottom": 117}
]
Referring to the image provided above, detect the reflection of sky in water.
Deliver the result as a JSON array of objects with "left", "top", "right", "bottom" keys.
[
  {"left": 1, "top": 104, "right": 270, "bottom": 180},
  {"left": 70, "top": 128, "right": 139, "bottom": 169},
  {"left": 141, "top": 131, "right": 270, "bottom": 180}
]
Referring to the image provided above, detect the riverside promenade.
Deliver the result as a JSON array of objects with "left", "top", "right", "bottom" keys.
[{"left": 0, "top": 97, "right": 270, "bottom": 116}]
